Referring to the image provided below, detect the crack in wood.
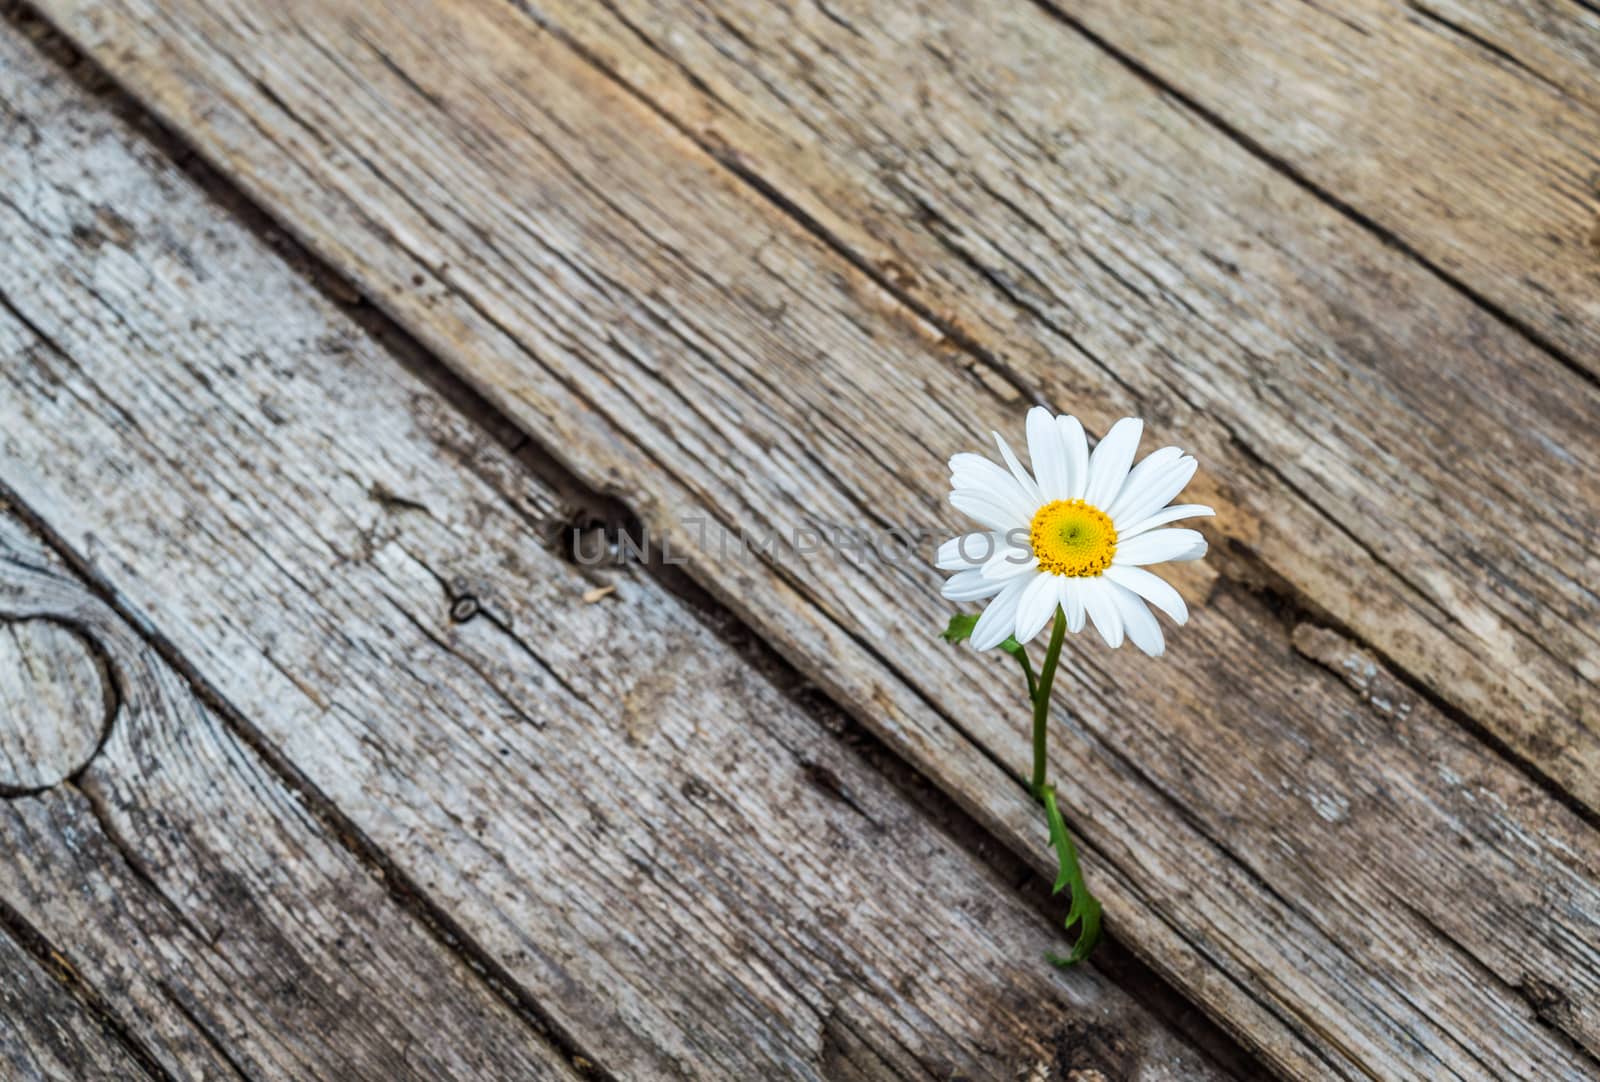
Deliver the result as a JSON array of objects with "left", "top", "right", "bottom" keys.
[
  {"left": 0, "top": 895, "right": 178, "bottom": 1082},
  {"left": 0, "top": 478, "right": 615, "bottom": 1082}
]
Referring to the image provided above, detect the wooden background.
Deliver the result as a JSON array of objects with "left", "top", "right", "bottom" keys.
[{"left": 1, "top": 0, "right": 1596, "bottom": 1078}]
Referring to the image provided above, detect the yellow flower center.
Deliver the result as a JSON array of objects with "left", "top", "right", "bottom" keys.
[{"left": 1029, "top": 499, "right": 1117, "bottom": 577}]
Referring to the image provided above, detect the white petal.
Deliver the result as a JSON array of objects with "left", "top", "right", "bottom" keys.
[
  {"left": 1085, "top": 417, "right": 1144, "bottom": 508},
  {"left": 1104, "top": 565, "right": 1188, "bottom": 624},
  {"left": 1026, "top": 407, "right": 1072, "bottom": 501},
  {"left": 941, "top": 568, "right": 1006, "bottom": 602},
  {"left": 993, "top": 431, "right": 1041, "bottom": 505},
  {"left": 936, "top": 532, "right": 1002, "bottom": 570},
  {"left": 971, "top": 577, "right": 1031, "bottom": 650},
  {"left": 1059, "top": 577, "right": 1087, "bottom": 633},
  {"left": 1107, "top": 448, "right": 1187, "bottom": 525},
  {"left": 1110, "top": 458, "right": 1197, "bottom": 532},
  {"left": 1057, "top": 415, "right": 1090, "bottom": 500},
  {"left": 1113, "top": 528, "right": 1208, "bottom": 566},
  {"left": 979, "top": 543, "right": 1038, "bottom": 581},
  {"left": 951, "top": 491, "right": 1029, "bottom": 533},
  {"left": 1110, "top": 582, "right": 1164, "bottom": 657},
  {"left": 1014, "top": 573, "right": 1060, "bottom": 644},
  {"left": 1120, "top": 504, "right": 1215, "bottom": 539},
  {"left": 950, "top": 453, "right": 1036, "bottom": 524},
  {"left": 1080, "top": 578, "right": 1124, "bottom": 649}
]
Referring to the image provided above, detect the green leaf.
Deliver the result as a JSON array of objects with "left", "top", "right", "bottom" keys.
[
  {"left": 939, "top": 612, "right": 1024, "bottom": 654},
  {"left": 938, "top": 612, "right": 979, "bottom": 643},
  {"left": 1039, "top": 785, "right": 1103, "bottom": 967},
  {"left": 1045, "top": 897, "right": 1101, "bottom": 967}
]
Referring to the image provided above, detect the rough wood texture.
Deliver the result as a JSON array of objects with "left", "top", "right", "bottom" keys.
[
  {"left": 524, "top": 0, "right": 1598, "bottom": 809},
  {"left": 0, "top": 524, "right": 587, "bottom": 1081},
  {"left": 36, "top": 0, "right": 1600, "bottom": 815},
  {"left": 0, "top": 24, "right": 1231, "bottom": 1081},
  {"left": 0, "top": 927, "right": 152, "bottom": 1082},
  {"left": 0, "top": 616, "right": 109, "bottom": 792},
  {"left": 12, "top": 2, "right": 1600, "bottom": 1078},
  {"left": 1033, "top": 0, "right": 1600, "bottom": 372}
]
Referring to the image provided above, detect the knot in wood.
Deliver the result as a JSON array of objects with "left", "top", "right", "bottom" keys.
[{"left": 0, "top": 617, "right": 114, "bottom": 795}]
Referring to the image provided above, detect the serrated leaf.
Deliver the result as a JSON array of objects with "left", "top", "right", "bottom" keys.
[
  {"left": 939, "top": 612, "right": 1024, "bottom": 654},
  {"left": 938, "top": 612, "right": 979, "bottom": 643}
]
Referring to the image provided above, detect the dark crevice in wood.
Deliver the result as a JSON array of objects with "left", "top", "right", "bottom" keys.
[
  {"left": 1395, "top": 897, "right": 1600, "bottom": 1074},
  {"left": 0, "top": 895, "right": 175, "bottom": 1082},
  {"left": 0, "top": 25, "right": 1266, "bottom": 1068},
  {"left": 70, "top": 775, "right": 218, "bottom": 948},
  {"left": 1402, "top": 0, "right": 1576, "bottom": 104},
  {"left": 154, "top": 982, "right": 255, "bottom": 1082},
  {"left": 1223, "top": 532, "right": 1600, "bottom": 839},
  {"left": 509, "top": 0, "right": 1600, "bottom": 806},
  {"left": 1014, "top": 0, "right": 1600, "bottom": 397},
  {"left": 1287, "top": 0, "right": 1372, "bottom": 39},
  {"left": 0, "top": 474, "right": 612, "bottom": 1082}
]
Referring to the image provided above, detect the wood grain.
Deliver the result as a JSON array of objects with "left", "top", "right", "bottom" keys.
[
  {"left": 0, "top": 23, "right": 1230, "bottom": 1081},
  {"left": 0, "top": 616, "right": 109, "bottom": 792},
  {"left": 36, "top": 0, "right": 1600, "bottom": 823},
  {"left": 1030, "top": 0, "right": 1600, "bottom": 372},
  {"left": 0, "top": 925, "right": 153, "bottom": 1082},
  {"left": 523, "top": 0, "right": 1600, "bottom": 810},
  {"left": 0, "top": 519, "right": 587, "bottom": 1080},
  {"left": 10, "top": 2, "right": 1600, "bottom": 1078}
]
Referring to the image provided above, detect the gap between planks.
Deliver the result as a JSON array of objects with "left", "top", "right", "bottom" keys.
[
  {"left": 0, "top": 12, "right": 1254, "bottom": 1075},
  {"left": 0, "top": 19, "right": 1262, "bottom": 1061},
  {"left": 12, "top": 4, "right": 1600, "bottom": 1075},
  {"left": 512, "top": 0, "right": 1600, "bottom": 839},
  {"left": 0, "top": 895, "right": 174, "bottom": 1082}
]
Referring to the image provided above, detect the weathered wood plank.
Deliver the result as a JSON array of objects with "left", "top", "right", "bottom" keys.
[
  {"left": 36, "top": 0, "right": 1600, "bottom": 825},
  {"left": 1410, "top": 0, "right": 1600, "bottom": 117},
  {"left": 0, "top": 616, "right": 108, "bottom": 793},
  {"left": 0, "top": 922, "right": 155, "bottom": 1082},
  {"left": 11, "top": 2, "right": 1600, "bottom": 1079},
  {"left": 0, "top": 523, "right": 588, "bottom": 1080},
  {"left": 524, "top": 0, "right": 1598, "bottom": 809},
  {"left": 1028, "top": 0, "right": 1600, "bottom": 369},
  {"left": 0, "top": 23, "right": 1233, "bottom": 1081},
  {"left": 18, "top": 0, "right": 1600, "bottom": 1077}
]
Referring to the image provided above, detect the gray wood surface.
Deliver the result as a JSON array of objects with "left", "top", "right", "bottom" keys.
[
  {"left": 0, "top": 515, "right": 586, "bottom": 1081},
  {"left": 0, "top": 925, "right": 153, "bottom": 1082},
  {"left": 13, "top": 0, "right": 1600, "bottom": 1078},
  {"left": 527, "top": 0, "right": 1598, "bottom": 810},
  {"left": 0, "top": 20, "right": 1230, "bottom": 1080},
  {"left": 0, "top": 616, "right": 108, "bottom": 793},
  {"left": 1029, "top": 0, "right": 1600, "bottom": 374}
]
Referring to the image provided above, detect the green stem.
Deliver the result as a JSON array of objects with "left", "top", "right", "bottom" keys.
[
  {"left": 1030, "top": 608, "right": 1067, "bottom": 795},
  {"left": 1028, "top": 606, "right": 1102, "bottom": 966},
  {"left": 1012, "top": 644, "right": 1038, "bottom": 703}
]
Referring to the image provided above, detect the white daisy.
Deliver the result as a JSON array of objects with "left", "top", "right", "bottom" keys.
[{"left": 936, "top": 407, "right": 1214, "bottom": 656}]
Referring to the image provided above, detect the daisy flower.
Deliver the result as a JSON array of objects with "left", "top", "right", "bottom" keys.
[{"left": 937, "top": 407, "right": 1213, "bottom": 656}]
